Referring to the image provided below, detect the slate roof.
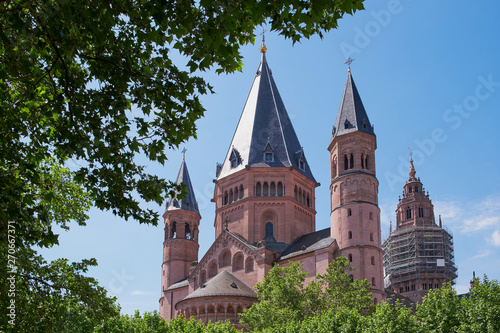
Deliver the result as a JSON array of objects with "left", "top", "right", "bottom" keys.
[
  {"left": 165, "top": 278, "right": 189, "bottom": 291},
  {"left": 217, "top": 51, "right": 316, "bottom": 183},
  {"left": 332, "top": 71, "right": 375, "bottom": 139},
  {"left": 277, "top": 228, "right": 335, "bottom": 261},
  {"left": 180, "top": 270, "right": 257, "bottom": 302},
  {"left": 165, "top": 159, "right": 200, "bottom": 216}
]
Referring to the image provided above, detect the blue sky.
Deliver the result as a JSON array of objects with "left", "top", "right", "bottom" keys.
[{"left": 42, "top": 0, "right": 500, "bottom": 314}]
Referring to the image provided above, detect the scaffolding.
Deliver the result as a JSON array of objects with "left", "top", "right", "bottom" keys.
[{"left": 382, "top": 224, "right": 457, "bottom": 302}]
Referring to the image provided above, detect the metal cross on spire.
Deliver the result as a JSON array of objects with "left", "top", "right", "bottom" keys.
[
  {"left": 344, "top": 56, "right": 355, "bottom": 71},
  {"left": 181, "top": 147, "right": 187, "bottom": 160},
  {"left": 408, "top": 147, "right": 413, "bottom": 161}
]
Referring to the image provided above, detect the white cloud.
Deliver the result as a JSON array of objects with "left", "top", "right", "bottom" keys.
[
  {"left": 491, "top": 230, "right": 500, "bottom": 247},
  {"left": 433, "top": 200, "right": 464, "bottom": 221},
  {"left": 462, "top": 216, "right": 500, "bottom": 233},
  {"left": 130, "top": 290, "right": 155, "bottom": 296},
  {"left": 435, "top": 196, "right": 500, "bottom": 234},
  {"left": 470, "top": 249, "right": 492, "bottom": 260}
]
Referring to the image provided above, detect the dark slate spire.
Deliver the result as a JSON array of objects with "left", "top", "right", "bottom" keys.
[
  {"left": 332, "top": 71, "right": 375, "bottom": 139},
  {"left": 217, "top": 51, "right": 316, "bottom": 182},
  {"left": 166, "top": 158, "right": 200, "bottom": 216}
]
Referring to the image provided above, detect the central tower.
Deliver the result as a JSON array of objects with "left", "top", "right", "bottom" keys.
[
  {"left": 212, "top": 42, "right": 318, "bottom": 245},
  {"left": 328, "top": 69, "right": 385, "bottom": 302}
]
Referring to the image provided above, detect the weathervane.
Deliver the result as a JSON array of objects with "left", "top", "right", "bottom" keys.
[
  {"left": 182, "top": 147, "right": 187, "bottom": 160},
  {"left": 408, "top": 147, "right": 413, "bottom": 161},
  {"left": 260, "top": 27, "right": 268, "bottom": 53},
  {"left": 344, "top": 56, "right": 355, "bottom": 71}
]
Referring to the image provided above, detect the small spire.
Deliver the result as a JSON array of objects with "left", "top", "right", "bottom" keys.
[
  {"left": 344, "top": 56, "right": 355, "bottom": 72},
  {"left": 439, "top": 215, "right": 442, "bottom": 227},
  {"left": 260, "top": 27, "right": 267, "bottom": 53},
  {"left": 408, "top": 148, "right": 416, "bottom": 179},
  {"left": 390, "top": 221, "right": 393, "bottom": 233}
]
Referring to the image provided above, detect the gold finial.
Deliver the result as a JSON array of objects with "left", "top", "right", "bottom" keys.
[
  {"left": 260, "top": 27, "right": 267, "bottom": 53},
  {"left": 182, "top": 147, "right": 187, "bottom": 160},
  {"left": 344, "top": 56, "right": 355, "bottom": 71}
]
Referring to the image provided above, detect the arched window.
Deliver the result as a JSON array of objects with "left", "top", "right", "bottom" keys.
[
  {"left": 171, "top": 222, "right": 177, "bottom": 238},
  {"left": 415, "top": 186, "right": 418, "bottom": 193},
  {"left": 348, "top": 253, "right": 353, "bottom": 262},
  {"left": 299, "top": 188, "right": 302, "bottom": 203},
  {"left": 361, "top": 153, "right": 365, "bottom": 169},
  {"left": 371, "top": 256, "right": 375, "bottom": 265},
  {"left": 200, "top": 270, "right": 206, "bottom": 284},
  {"left": 277, "top": 182, "right": 283, "bottom": 196},
  {"left": 370, "top": 233, "right": 374, "bottom": 242},
  {"left": 348, "top": 208, "right": 352, "bottom": 216},
  {"left": 365, "top": 155, "right": 369, "bottom": 170},
  {"left": 270, "top": 182, "right": 276, "bottom": 196},
  {"left": 406, "top": 207, "right": 412, "bottom": 219},
  {"left": 350, "top": 153, "right": 354, "bottom": 169},
  {"left": 256, "top": 182, "right": 262, "bottom": 197},
  {"left": 369, "top": 212, "right": 373, "bottom": 220},
  {"left": 344, "top": 155, "right": 349, "bottom": 170},
  {"left": 418, "top": 207, "right": 424, "bottom": 217},
  {"left": 208, "top": 261, "right": 217, "bottom": 278},
  {"left": 306, "top": 193, "right": 310, "bottom": 207},
  {"left": 229, "top": 189, "right": 233, "bottom": 204},
  {"left": 234, "top": 187, "right": 238, "bottom": 201},
  {"left": 239, "top": 185, "right": 244, "bottom": 199},
  {"left": 232, "top": 252, "right": 244, "bottom": 271},
  {"left": 219, "top": 250, "right": 231, "bottom": 268},
  {"left": 245, "top": 257, "right": 254, "bottom": 272},
  {"left": 185, "top": 223, "right": 191, "bottom": 239},
  {"left": 265, "top": 222, "right": 274, "bottom": 238},
  {"left": 332, "top": 161, "right": 337, "bottom": 179},
  {"left": 302, "top": 191, "right": 306, "bottom": 204},
  {"left": 224, "top": 191, "right": 228, "bottom": 205},
  {"left": 348, "top": 231, "right": 352, "bottom": 239},
  {"left": 263, "top": 182, "right": 269, "bottom": 196},
  {"left": 294, "top": 186, "right": 298, "bottom": 200},
  {"left": 372, "top": 277, "right": 376, "bottom": 286}
]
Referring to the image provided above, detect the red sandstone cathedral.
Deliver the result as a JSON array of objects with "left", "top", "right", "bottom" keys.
[{"left": 159, "top": 43, "right": 456, "bottom": 324}]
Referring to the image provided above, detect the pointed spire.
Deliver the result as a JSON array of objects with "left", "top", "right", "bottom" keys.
[
  {"left": 166, "top": 157, "right": 200, "bottom": 216},
  {"left": 332, "top": 70, "right": 375, "bottom": 139},
  {"left": 409, "top": 160, "right": 416, "bottom": 180},
  {"left": 217, "top": 48, "right": 315, "bottom": 182}
]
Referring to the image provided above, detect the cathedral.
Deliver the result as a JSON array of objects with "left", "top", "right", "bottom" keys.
[{"left": 159, "top": 41, "right": 455, "bottom": 324}]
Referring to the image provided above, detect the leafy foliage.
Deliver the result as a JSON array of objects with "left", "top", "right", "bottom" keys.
[
  {"left": 416, "top": 283, "right": 460, "bottom": 333},
  {"left": 458, "top": 275, "right": 500, "bottom": 333},
  {"left": 240, "top": 257, "right": 374, "bottom": 331},
  {"left": 0, "top": 0, "right": 365, "bottom": 229},
  {"left": 94, "top": 311, "right": 239, "bottom": 333}
]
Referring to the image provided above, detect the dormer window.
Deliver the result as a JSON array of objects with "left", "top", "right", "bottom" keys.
[
  {"left": 299, "top": 159, "right": 305, "bottom": 171},
  {"left": 344, "top": 119, "right": 350, "bottom": 129},
  {"left": 296, "top": 149, "right": 306, "bottom": 171},
  {"left": 263, "top": 140, "right": 275, "bottom": 163},
  {"left": 229, "top": 148, "right": 241, "bottom": 169},
  {"left": 363, "top": 118, "right": 368, "bottom": 130}
]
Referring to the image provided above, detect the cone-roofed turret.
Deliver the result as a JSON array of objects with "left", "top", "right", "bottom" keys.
[
  {"left": 166, "top": 157, "right": 200, "bottom": 216},
  {"left": 216, "top": 43, "right": 315, "bottom": 182},
  {"left": 332, "top": 70, "right": 375, "bottom": 139}
]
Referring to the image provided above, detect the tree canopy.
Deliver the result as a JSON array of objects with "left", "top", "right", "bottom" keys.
[
  {"left": 239, "top": 258, "right": 374, "bottom": 331},
  {"left": 1, "top": 0, "right": 366, "bottom": 329}
]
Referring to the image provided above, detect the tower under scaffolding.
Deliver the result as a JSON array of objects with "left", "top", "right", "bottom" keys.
[{"left": 382, "top": 160, "right": 457, "bottom": 303}]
